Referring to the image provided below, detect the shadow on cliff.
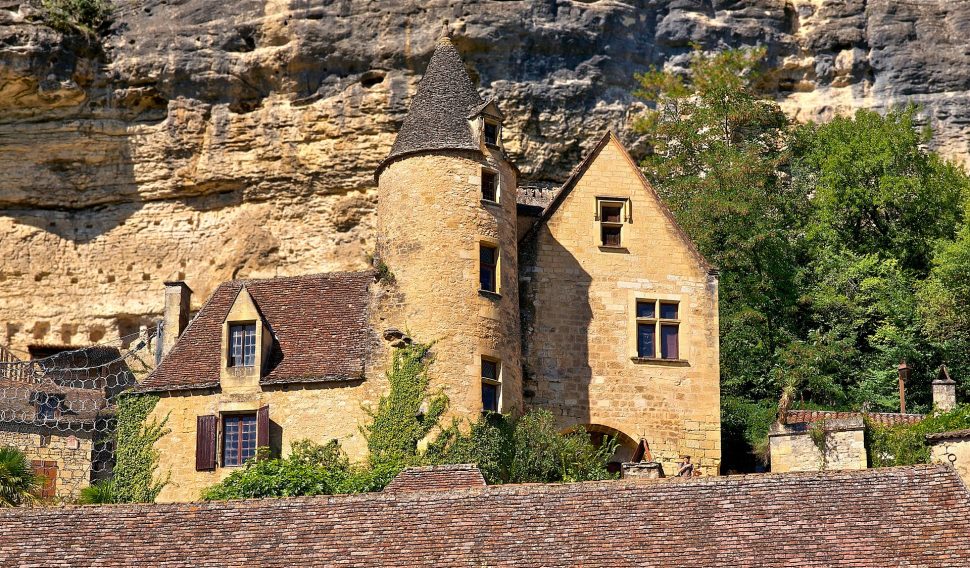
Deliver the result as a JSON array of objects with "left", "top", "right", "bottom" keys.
[{"left": 7, "top": 139, "right": 142, "bottom": 244}]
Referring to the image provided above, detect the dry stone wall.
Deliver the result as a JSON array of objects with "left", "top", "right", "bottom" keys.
[{"left": 3, "top": 0, "right": 970, "bottom": 353}]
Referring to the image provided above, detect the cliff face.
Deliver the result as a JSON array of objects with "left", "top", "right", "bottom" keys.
[{"left": 1, "top": 0, "right": 969, "bottom": 354}]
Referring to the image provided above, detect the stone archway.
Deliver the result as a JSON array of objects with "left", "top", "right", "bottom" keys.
[{"left": 583, "top": 424, "right": 639, "bottom": 474}]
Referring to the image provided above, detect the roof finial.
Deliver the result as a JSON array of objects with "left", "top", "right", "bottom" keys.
[{"left": 439, "top": 19, "right": 452, "bottom": 42}]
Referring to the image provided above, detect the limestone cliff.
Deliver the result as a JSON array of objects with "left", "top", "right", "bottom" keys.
[{"left": 1, "top": 0, "right": 968, "bottom": 354}]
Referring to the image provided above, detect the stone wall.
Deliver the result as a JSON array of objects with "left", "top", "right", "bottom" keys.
[
  {"left": 0, "top": 424, "right": 94, "bottom": 501},
  {"left": 520, "top": 135, "right": 721, "bottom": 476},
  {"left": 929, "top": 433, "right": 970, "bottom": 488},
  {"left": 769, "top": 419, "right": 868, "bottom": 473},
  {"left": 149, "top": 380, "right": 384, "bottom": 503},
  {"left": 376, "top": 151, "right": 522, "bottom": 421}
]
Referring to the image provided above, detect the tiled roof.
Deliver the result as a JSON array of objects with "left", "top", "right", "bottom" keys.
[
  {"left": 2, "top": 465, "right": 969, "bottom": 566},
  {"left": 927, "top": 429, "right": 970, "bottom": 442},
  {"left": 0, "top": 378, "right": 107, "bottom": 427},
  {"left": 383, "top": 464, "right": 486, "bottom": 493},
  {"left": 138, "top": 272, "right": 374, "bottom": 392},
  {"left": 786, "top": 409, "right": 926, "bottom": 427},
  {"left": 376, "top": 36, "right": 484, "bottom": 178}
]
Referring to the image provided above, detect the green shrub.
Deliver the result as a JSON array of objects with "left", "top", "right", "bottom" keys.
[
  {"left": 425, "top": 409, "right": 617, "bottom": 484},
  {"left": 78, "top": 478, "right": 118, "bottom": 505},
  {"left": 866, "top": 404, "right": 970, "bottom": 467},
  {"left": 41, "top": 0, "right": 112, "bottom": 35},
  {"left": 0, "top": 447, "right": 41, "bottom": 507}
]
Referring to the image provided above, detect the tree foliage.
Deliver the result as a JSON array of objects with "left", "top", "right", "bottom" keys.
[
  {"left": 866, "top": 404, "right": 970, "bottom": 467},
  {"left": 0, "top": 447, "right": 41, "bottom": 507},
  {"left": 634, "top": 47, "right": 970, "bottom": 469},
  {"left": 425, "top": 410, "right": 617, "bottom": 484},
  {"left": 41, "top": 0, "right": 112, "bottom": 36}
]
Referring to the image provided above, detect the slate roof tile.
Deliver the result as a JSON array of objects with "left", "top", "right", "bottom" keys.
[
  {"left": 138, "top": 272, "right": 374, "bottom": 392},
  {"left": 1, "top": 465, "right": 968, "bottom": 566}
]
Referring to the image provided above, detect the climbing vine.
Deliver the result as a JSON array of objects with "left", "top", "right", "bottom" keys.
[
  {"left": 86, "top": 394, "right": 169, "bottom": 503},
  {"left": 363, "top": 342, "right": 447, "bottom": 468}
]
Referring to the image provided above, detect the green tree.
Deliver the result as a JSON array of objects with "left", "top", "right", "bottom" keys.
[
  {"left": 634, "top": 46, "right": 806, "bottom": 400},
  {"left": 41, "top": 0, "right": 112, "bottom": 36},
  {"left": 0, "top": 447, "right": 41, "bottom": 507}
]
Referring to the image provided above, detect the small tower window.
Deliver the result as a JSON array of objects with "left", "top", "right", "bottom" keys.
[
  {"left": 597, "top": 198, "right": 630, "bottom": 249},
  {"left": 483, "top": 120, "right": 499, "bottom": 146},
  {"left": 481, "top": 170, "right": 498, "bottom": 202},
  {"left": 228, "top": 323, "right": 257, "bottom": 367},
  {"left": 481, "top": 358, "right": 501, "bottom": 413},
  {"left": 479, "top": 243, "right": 499, "bottom": 294}
]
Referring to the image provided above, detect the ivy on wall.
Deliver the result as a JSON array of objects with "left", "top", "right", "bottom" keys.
[
  {"left": 82, "top": 394, "right": 169, "bottom": 503},
  {"left": 363, "top": 342, "right": 447, "bottom": 468}
]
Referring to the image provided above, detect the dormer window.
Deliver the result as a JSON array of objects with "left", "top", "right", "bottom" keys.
[
  {"left": 229, "top": 323, "right": 257, "bottom": 368},
  {"left": 483, "top": 119, "right": 500, "bottom": 146}
]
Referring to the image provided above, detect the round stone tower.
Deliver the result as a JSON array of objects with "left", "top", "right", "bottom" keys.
[{"left": 374, "top": 36, "right": 522, "bottom": 418}]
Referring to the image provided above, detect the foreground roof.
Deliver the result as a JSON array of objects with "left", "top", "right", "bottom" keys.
[
  {"left": 786, "top": 409, "right": 925, "bottom": 427},
  {"left": 376, "top": 36, "right": 484, "bottom": 177},
  {"left": 2, "top": 465, "right": 969, "bottom": 567},
  {"left": 139, "top": 272, "right": 373, "bottom": 392}
]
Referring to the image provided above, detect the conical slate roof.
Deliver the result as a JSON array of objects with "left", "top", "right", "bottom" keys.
[{"left": 377, "top": 36, "right": 484, "bottom": 176}]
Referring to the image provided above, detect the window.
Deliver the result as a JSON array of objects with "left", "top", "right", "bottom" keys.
[
  {"left": 597, "top": 198, "right": 629, "bottom": 248},
  {"left": 483, "top": 120, "right": 499, "bottom": 146},
  {"left": 481, "top": 170, "right": 498, "bottom": 202},
  {"left": 481, "top": 358, "right": 501, "bottom": 413},
  {"left": 222, "top": 413, "right": 257, "bottom": 467},
  {"left": 33, "top": 392, "right": 64, "bottom": 421},
  {"left": 480, "top": 243, "right": 498, "bottom": 293},
  {"left": 635, "top": 300, "right": 680, "bottom": 360},
  {"left": 229, "top": 323, "right": 257, "bottom": 367}
]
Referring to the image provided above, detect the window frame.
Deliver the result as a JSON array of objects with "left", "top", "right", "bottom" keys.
[
  {"left": 481, "top": 169, "right": 499, "bottom": 203},
  {"left": 221, "top": 412, "right": 258, "bottom": 467},
  {"left": 481, "top": 357, "right": 502, "bottom": 414},
  {"left": 227, "top": 322, "right": 258, "bottom": 368},
  {"left": 483, "top": 118, "right": 500, "bottom": 147},
  {"left": 479, "top": 241, "right": 500, "bottom": 295},
  {"left": 634, "top": 299, "right": 682, "bottom": 361},
  {"left": 596, "top": 197, "right": 631, "bottom": 250},
  {"left": 33, "top": 392, "right": 64, "bottom": 421}
]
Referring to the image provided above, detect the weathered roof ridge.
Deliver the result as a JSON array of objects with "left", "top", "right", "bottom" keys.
[
  {"left": 383, "top": 463, "right": 487, "bottom": 493},
  {"left": 786, "top": 409, "right": 926, "bottom": 427},
  {"left": 375, "top": 35, "right": 484, "bottom": 179}
]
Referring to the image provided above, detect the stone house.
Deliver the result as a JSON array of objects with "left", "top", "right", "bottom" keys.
[
  {"left": 0, "top": 346, "right": 128, "bottom": 501},
  {"left": 139, "top": 36, "right": 720, "bottom": 502}
]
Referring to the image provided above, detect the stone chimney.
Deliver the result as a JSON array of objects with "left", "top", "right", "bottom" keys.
[
  {"left": 933, "top": 365, "right": 957, "bottom": 412},
  {"left": 161, "top": 281, "right": 192, "bottom": 358}
]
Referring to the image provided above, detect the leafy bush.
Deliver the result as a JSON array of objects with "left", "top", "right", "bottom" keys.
[
  {"left": 425, "top": 410, "right": 617, "bottom": 484},
  {"left": 78, "top": 478, "right": 118, "bottom": 505},
  {"left": 0, "top": 447, "right": 41, "bottom": 507},
  {"left": 720, "top": 397, "right": 777, "bottom": 472},
  {"left": 41, "top": 0, "right": 113, "bottom": 35},
  {"left": 866, "top": 404, "right": 970, "bottom": 467}
]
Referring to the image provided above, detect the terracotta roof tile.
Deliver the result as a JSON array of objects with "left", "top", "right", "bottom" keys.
[
  {"left": 383, "top": 464, "right": 487, "bottom": 493},
  {"left": 1, "top": 465, "right": 969, "bottom": 566},
  {"left": 786, "top": 409, "right": 926, "bottom": 427},
  {"left": 138, "top": 272, "right": 374, "bottom": 392}
]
